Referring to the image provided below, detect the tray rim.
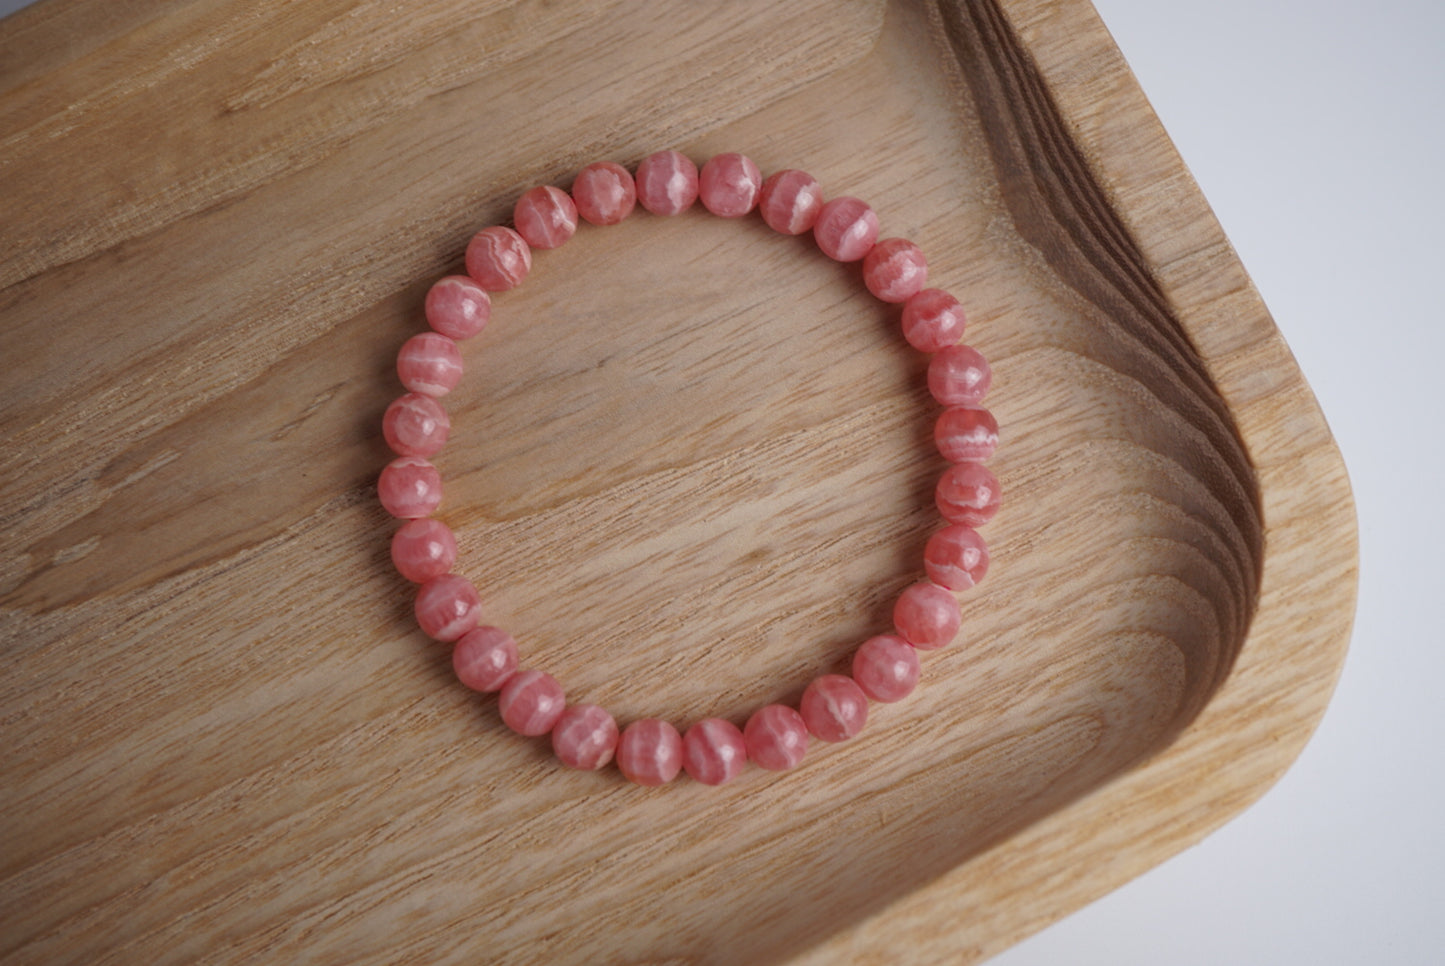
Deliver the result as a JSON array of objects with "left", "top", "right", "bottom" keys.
[{"left": 793, "top": 0, "right": 1359, "bottom": 960}]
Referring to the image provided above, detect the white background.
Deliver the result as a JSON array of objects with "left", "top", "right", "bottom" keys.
[{"left": 4, "top": 0, "right": 1442, "bottom": 962}]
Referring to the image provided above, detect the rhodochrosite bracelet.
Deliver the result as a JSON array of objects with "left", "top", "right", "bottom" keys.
[{"left": 377, "top": 151, "right": 1000, "bottom": 786}]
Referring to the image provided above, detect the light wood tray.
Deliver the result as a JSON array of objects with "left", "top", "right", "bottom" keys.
[{"left": 0, "top": 0, "right": 1357, "bottom": 963}]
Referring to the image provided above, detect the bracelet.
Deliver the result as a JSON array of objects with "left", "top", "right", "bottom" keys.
[{"left": 377, "top": 151, "right": 1000, "bottom": 786}]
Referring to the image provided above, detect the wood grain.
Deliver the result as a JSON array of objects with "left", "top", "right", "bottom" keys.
[{"left": 0, "top": 0, "right": 1355, "bottom": 964}]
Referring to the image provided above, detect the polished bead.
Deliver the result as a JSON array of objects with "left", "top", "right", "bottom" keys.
[
  {"left": 382, "top": 392, "right": 450, "bottom": 458},
  {"left": 893, "top": 582, "right": 961, "bottom": 651},
  {"left": 852, "top": 635, "right": 921, "bottom": 702},
  {"left": 901, "top": 288, "right": 967, "bottom": 352},
  {"left": 635, "top": 150, "right": 699, "bottom": 216},
  {"left": 378, "top": 456, "right": 442, "bottom": 518},
  {"left": 414, "top": 573, "right": 482, "bottom": 642},
  {"left": 390, "top": 517, "right": 457, "bottom": 583},
  {"left": 682, "top": 718, "right": 747, "bottom": 785},
  {"left": 744, "top": 704, "right": 809, "bottom": 771},
  {"left": 928, "top": 344, "right": 992, "bottom": 406},
  {"left": 698, "top": 153, "right": 762, "bottom": 217},
  {"left": 813, "top": 197, "right": 879, "bottom": 262},
  {"left": 617, "top": 719, "right": 684, "bottom": 786},
  {"left": 499, "top": 669, "right": 566, "bottom": 737},
  {"left": 464, "top": 226, "right": 532, "bottom": 292},
  {"left": 758, "top": 169, "right": 824, "bottom": 234},
  {"left": 935, "top": 405, "right": 999, "bottom": 463},
  {"left": 552, "top": 704, "right": 620, "bottom": 770},
  {"left": 923, "top": 525, "right": 990, "bottom": 590},
  {"left": 862, "top": 238, "right": 928, "bottom": 303},
  {"left": 800, "top": 674, "right": 868, "bottom": 742},
  {"left": 452, "top": 625, "right": 518, "bottom": 692},
  {"left": 425, "top": 275, "right": 493, "bottom": 339},
  {"left": 936, "top": 462, "right": 1001, "bottom": 527},
  {"left": 397, "top": 333, "right": 463, "bottom": 397},
  {"left": 514, "top": 185, "right": 578, "bottom": 250},
  {"left": 571, "top": 161, "right": 636, "bottom": 226}
]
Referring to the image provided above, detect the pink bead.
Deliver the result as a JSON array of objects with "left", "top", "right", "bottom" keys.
[
  {"left": 698, "top": 153, "right": 762, "bottom": 218},
  {"left": 571, "top": 161, "right": 636, "bottom": 226},
  {"left": 617, "top": 719, "right": 684, "bottom": 786},
  {"left": 901, "top": 289, "right": 967, "bottom": 352},
  {"left": 936, "top": 462, "right": 1002, "bottom": 527},
  {"left": 935, "top": 405, "right": 999, "bottom": 463},
  {"left": 852, "top": 635, "right": 921, "bottom": 702},
  {"left": 634, "top": 150, "right": 699, "bottom": 216},
  {"left": 923, "top": 525, "right": 990, "bottom": 591},
  {"left": 551, "top": 704, "right": 620, "bottom": 770},
  {"left": 758, "top": 169, "right": 824, "bottom": 234},
  {"left": 813, "top": 197, "right": 879, "bottom": 262},
  {"left": 465, "top": 226, "right": 532, "bottom": 292},
  {"left": 498, "top": 669, "right": 566, "bottom": 737},
  {"left": 863, "top": 238, "right": 929, "bottom": 303},
  {"left": 452, "top": 625, "right": 518, "bottom": 692},
  {"left": 682, "top": 718, "right": 747, "bottom": 785},
  {"left": 382, "top": 392, "right": 450, "bottom": 458},
  {"left": 425, "top": 275, "right": 492, "bottom": 339},
  {"left": 390, "top": 517, "right": 457, "bottom": 582},
  {"left": 397, "top": 332, "right": 463, "bottom": 397},
  {"left": 513, "top": 185, "right": 578, "bottom": 250},
  {"left": 893, "top": 582, "right": 961, "bottom": 651},
  {"left": 800, "top": 674, "right": 869, "bottom": 742},
  {"left": 743, "top": 704, "right": 809, "bottom": 771},
  {"left": 378, "top": 456, "right": 442, "bottom": 518},
  {"left": 928, "top": 344, "right": 992, "bottom": 406},
  {"left": 414, "top": 573, "right": 483, "bottom": 642}
]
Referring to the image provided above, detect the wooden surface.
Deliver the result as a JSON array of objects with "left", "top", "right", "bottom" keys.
[{"left": 0, "top": 0, "right": 1356, "bottom": 963}]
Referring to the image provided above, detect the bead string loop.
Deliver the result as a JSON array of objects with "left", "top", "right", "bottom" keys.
[{"left": 378, "top": 151, "right": 1000, "bottom": 786}]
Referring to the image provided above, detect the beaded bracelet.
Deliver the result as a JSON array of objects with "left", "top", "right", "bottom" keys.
[{"left": 377, "top": 151, "right": 1000, "bottom": 786}]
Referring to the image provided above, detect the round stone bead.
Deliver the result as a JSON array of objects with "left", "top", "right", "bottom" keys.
[
  {"left": 893, "top": 582, "right": 961, "bottom": 651},
  {"left": 682, "top": 718, "right": 748, "bottom": 785},
  {"left": 452, "top": 625, "right": 518, "bottom": 692},
  {"left": 813, "top": 196, "right": 879, "bottom": 262},
  {"left": 758, "top": 169, "right": 824, "bottom": 235},
  {"left": 551, "top": 704, "right": 620, "bottom": 770},
  {"left": 414, "top": 573, "right": 483, "bottom": 642},
  {"left": 383, "top": 392, "right": 450, "bottom": 458},
  {"left": 635, "top": 150, "right": 699, "bottom": 216},
  {"left": 901, "top": 288, "right": 967, "bottom": 352},
  {"left": 862, "top": 238, "right": 928, "bottom": 303},
  {"left": 743, "top": 704, "right": 809, "bottom": 771},
  {"left": 513, "top": 185, "right": 578, "bottom": 250},
  {"left": 617, "top": 718, "right": 684, "bottom": 786},
  {"left": 698, "top": 153, "right": 762, "bottom": 217},
  {"left": 935, "top": 405, "right": 999, "bottom": 463},
  {"left": 928, "top": 344, "right": 992, "bottom": 406},
  {"left": 498, "top": 670, "right": 566, "bottom": 737},
  {"left": 397, "top": 333, "right": 463, "bottom": 397},
  {"left": 425, "top": 275, "right": 492, "bottom": 339},
  {"left": 923, "top": 525, "right": 990, "bottom": 591},
  {"left": 936, "top": 462, "right": 1002, "bottom": 527},
  {"left": 464, "top": 226, "right": 532, "bottom": 292},
  {"left": 800, "top": 674, "right": 869, "bottom": 742},
  {"left": 571, "top": 161, "right": 636, "bottom": 226},
  {"left": 852, "top": 635, "right": 921, "bottom": 702},
  {"left": 390, "top": 517, "right": 457, "bottom": 583},
  {"left": 378, "top": 456, "right": 442, "bottom": 518}
]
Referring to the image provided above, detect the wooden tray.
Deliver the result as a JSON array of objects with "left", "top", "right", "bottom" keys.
[{"left": 0, "top": 0, "right": 1357, "bottom": 962}]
